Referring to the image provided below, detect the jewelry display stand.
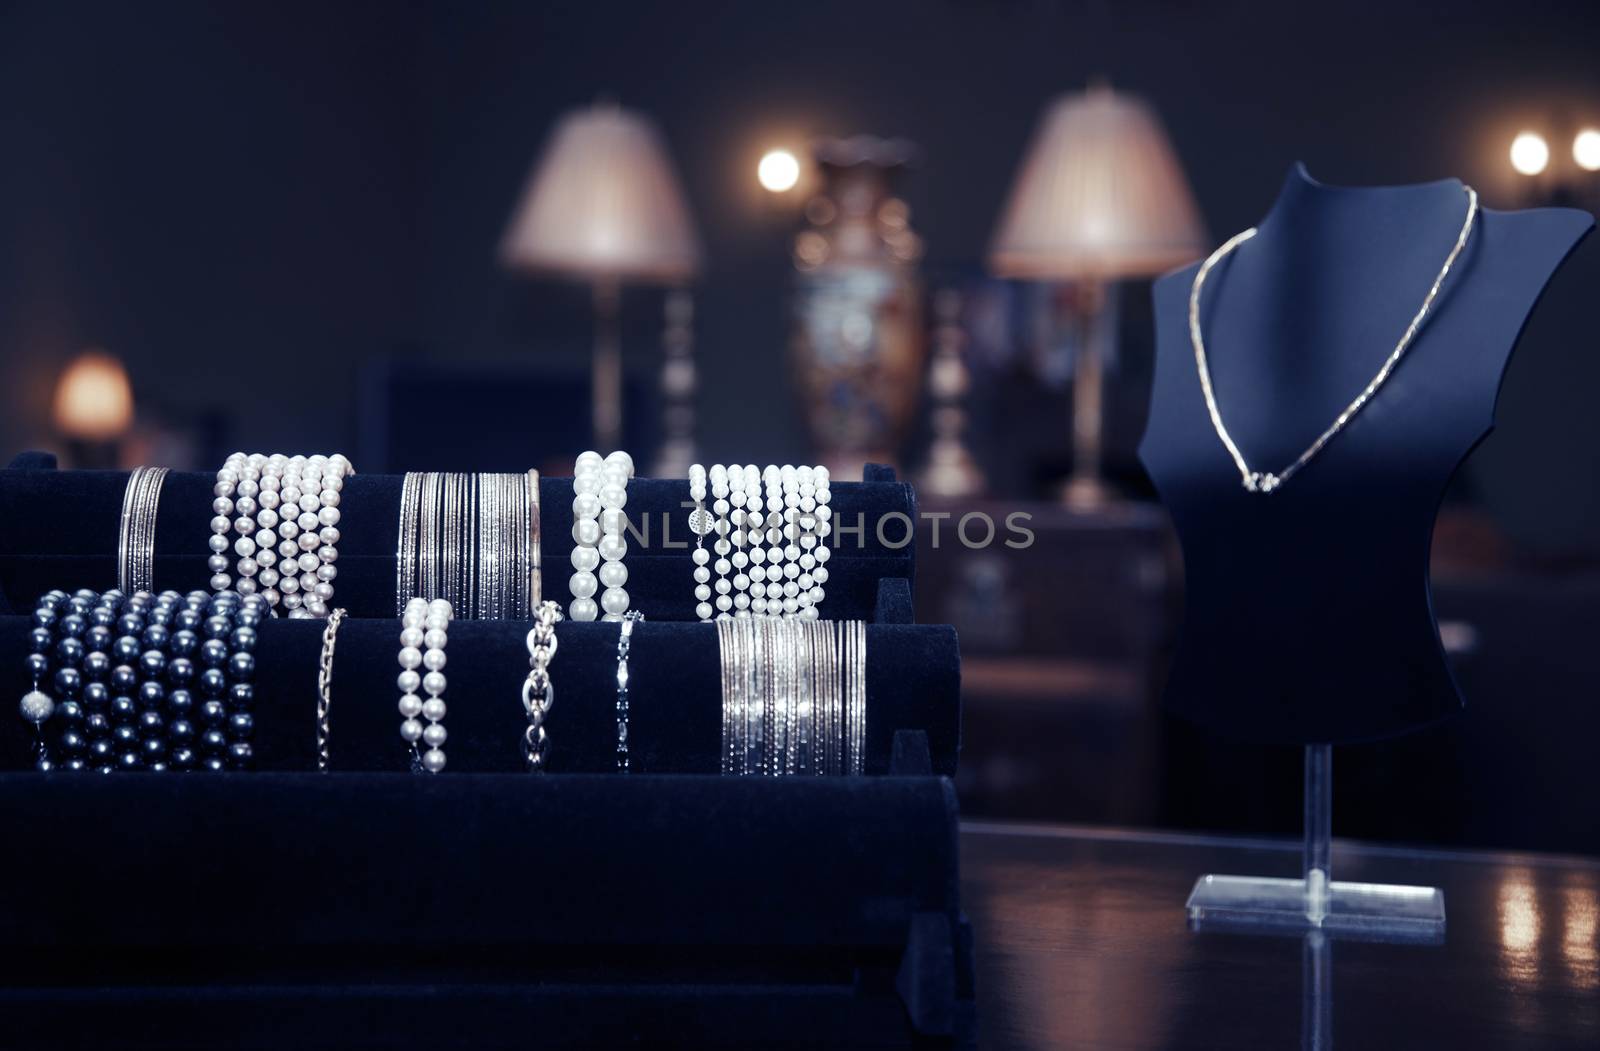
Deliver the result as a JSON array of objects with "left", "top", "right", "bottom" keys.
[
  {"left": 0, "top": 458, "right": 974, "bottom": 1048},
  {"left": 1141, "top": 166, "right": 1592, "bottom": 941},
  {"left": 1186, "top": 745, "right": 1444, "bottom": 941}
]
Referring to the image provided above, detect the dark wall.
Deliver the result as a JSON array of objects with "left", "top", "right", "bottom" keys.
[{"left": 3, "top": 0, "right": 1598, "bottom": 550}]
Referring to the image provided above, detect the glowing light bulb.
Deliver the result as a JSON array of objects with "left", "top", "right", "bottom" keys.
[
  {"left": 1510, "top": 131, "right": 1550, "bottom": 176},
  {"left": 757, "top": 149, "right": 800, "bottom": 193},
  {"left": 52, "top": 350, "right": 133, "bottom": 440},
  {"left": 1573, "top": 128, "right": 1600, "bottom": 172}
]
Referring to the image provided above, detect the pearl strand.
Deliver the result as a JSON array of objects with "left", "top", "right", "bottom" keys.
[
  {"left": 743, "top": 464, "right": 770, "bottom": 616},
  {"left": 398, "top": 597, "right": 450, "bottom": 773},
  {"left": 596, "top": 450, "right": 633, "bottom": 621},
  {"left": 569, "top": 452, "right": 604, "bottom": 621},
  {"left": 571, "top": 450, "right": 634, "bottom": 621},
  {"left": 689, "top": 464, "right": 714, "bottom": 622},
  {"left": 761, "top": 466, "right": 786, "bottom": 616},
  {"left": 728, "top": 464, "right": 753, "bottom": 617},
  {"left": 793, "top": 465, "right": 830, "bottom": 619},
  {"left": 709, "top": 464, "right": 733, "bottom": 619},
  {"left": 213, "top": 452, "right": 349, "bottom": 618}
]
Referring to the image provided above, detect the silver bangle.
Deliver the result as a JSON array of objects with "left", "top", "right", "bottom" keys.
[
  {"left": 315, "top": 608, "right": 346, "bottom": 772},
  {"left": 118, "top": 466, "right": 168, "bottom": 594},
  {"left": 527, "top": 469, "right": 542, "bottom": 609},
  {"left": 715, "top": 617, "right": 866, "bottom": 776},
  {"left": 399, "top": 597, "right": 451, "bottom": 773},
  {"left": 615, "top": 611, "right": 643, "bottom": 771},
  {"left": 399, "top": 472, "right": 541, "bottom": 619}
]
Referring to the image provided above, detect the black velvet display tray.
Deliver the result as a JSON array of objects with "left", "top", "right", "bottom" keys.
[
  {"left": 0, "top": 607, "right": 962, "bottom": 776},
  {"left": 0, "top": 454, "right": 916, "bottom": 622},
  {"left": 0, "top": 734, "right": 973, "bottom": 1048},
  {"left": 0, "top": 457, "right": 971, "bottom": 1047}
]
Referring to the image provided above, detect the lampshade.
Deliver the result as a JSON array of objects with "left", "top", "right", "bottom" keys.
[
  {"left": 501, "top": 103, "right": 701, "bottom": 283},
  {"left": 989, "top": 86, "right": 1205, "bottom": 281},
  {"left": 52, "top": 350, "right": 133, "bottom": 440}
]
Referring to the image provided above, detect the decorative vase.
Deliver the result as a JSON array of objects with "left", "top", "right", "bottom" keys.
[{"left": 790, "top": 137, "right": 925, "bottom": 478}]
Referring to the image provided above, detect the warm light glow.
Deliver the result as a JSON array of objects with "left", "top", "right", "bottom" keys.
[
  {"left": 52, "top": 350, "right": 133, "bottom": 440},
  {"left": 1574, "top": 129, "right": 1600, "bottom": 172},
  {"left": 1510, "top": 131, "right": 1550, "bottom": 176},
  {"left": 758, "top": 149, "right": 801, "bottom": 193}
]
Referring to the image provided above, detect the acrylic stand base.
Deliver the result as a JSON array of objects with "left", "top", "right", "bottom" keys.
[
  {"left": 1185, "top": 744, "right": 1445, "bottom": 945},
  {"left": 1187, "top": 872, "right": 1444, "bottom": 941}
]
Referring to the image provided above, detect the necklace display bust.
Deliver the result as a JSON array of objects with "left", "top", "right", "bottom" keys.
[{"left": 1141, "top": 164, "right": 1593, "bottom": 743}]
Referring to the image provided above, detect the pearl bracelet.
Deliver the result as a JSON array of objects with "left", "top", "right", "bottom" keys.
[
  {"left": 398, "top": 597, "right": 450, "bottom": 774},
  {"left": 761, "top": 466, "right": 785, "bottom": 615},
  {"left": 689, "top": 464, "right": 714, "bottom": 622},
  {"left": 709, "top": 464, "right": 734, "bottom": 619},
  {"left": 212, "top": 452, "right": 349, "bottom": 618},
  {"left": 727, "top": 465, "right": 752, "bottom": 617},
  {"left": 571, "top": 450, "right": 633, "bottom": 621}
]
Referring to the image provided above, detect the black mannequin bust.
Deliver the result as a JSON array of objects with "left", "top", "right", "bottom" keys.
[{"left": 1140, "top": 164, "right": 1593, "bottom": 743}]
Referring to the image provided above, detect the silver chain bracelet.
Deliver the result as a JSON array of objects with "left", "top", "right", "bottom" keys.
[
  {"left": 522, "top": 599, "right": 562, "bottom": 771},
  {"left": 615, "top": 611, "right": 643, "bottom": 771},
  {"left": 315, "top": 608, "right": 346, "bottom": 772}
]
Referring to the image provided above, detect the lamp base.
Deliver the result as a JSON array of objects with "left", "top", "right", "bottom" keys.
[{"left": 1059, "top": 471, "right": 1113, "bottom": 511}]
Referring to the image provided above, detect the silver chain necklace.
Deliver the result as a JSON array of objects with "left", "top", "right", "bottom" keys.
[{"left": 1188, "top": 185, "right": 1478, "bottom": 494}]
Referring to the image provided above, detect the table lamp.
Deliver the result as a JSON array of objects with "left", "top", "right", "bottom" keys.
[
  {"left": 52, "top": 349, "right": 133, "bottom": 468},
  {"left": 502, "top": 102, "right": 701, "bottom": 452},
  {"left": 990, "top": 84, "right": 1205, "bottom": 507}
]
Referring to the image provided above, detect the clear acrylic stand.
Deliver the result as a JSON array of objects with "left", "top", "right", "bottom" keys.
[{"left": 1185, "top": 745, "right": 1445, "bottom": 943}]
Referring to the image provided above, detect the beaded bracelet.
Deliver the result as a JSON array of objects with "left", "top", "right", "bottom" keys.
[
  {"left": 689, "top": 464, "right": 714, "bottom": 622},
  {"left": 212, "top": 452, "right": 349, "bottom": 618},
  {"left": 571, "top": 451, "right": 634, "bottom": 621},
  {"left": 709, "top": 465, "right": 733, "bottom": 619},
  {"left": 398, "top": 597, "right": 450, "bottom": 773},
  {"left": 570, "top": 452, "right": 605, "bottom": 621},
  {"left": 19, "top": 588, "right": 261, "bottom": 772}
]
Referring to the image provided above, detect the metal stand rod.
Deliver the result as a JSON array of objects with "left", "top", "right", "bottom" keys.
[
  {"left": 1301, "top": 929, "right": 1332, "bottom": 1051},
  {"left": 592, "top": 279, "right": 623, "bottom": 451},
  {"left": 1303, "top": 744, "right": 1333, "bottom": 922}
]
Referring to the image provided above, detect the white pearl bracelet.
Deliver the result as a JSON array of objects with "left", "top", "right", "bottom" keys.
[
  {"left": 399, "top": 597, "right": 450, "bottom": 773},
  {"left": 689, "top": 464, "right": 714, "bottom": 622},
  {"left": 687, "top": 463, "right": 832, "bottom": 620},
  {"left": 212, "top": 451, "right": 350, "bottom": 618},
  {"left": 570, "top": 450, "right": 634, "bottom": 621}
]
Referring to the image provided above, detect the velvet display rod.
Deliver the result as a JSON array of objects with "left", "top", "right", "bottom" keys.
[
  {"left": 0, "top": 756, "right": 971, "bottom": 1043},
  {"left": 0, "top": 458, "right": 917, "bottom": 621},
  {"left": 0, "top": 616, "right": 961, "bottom": 775}
]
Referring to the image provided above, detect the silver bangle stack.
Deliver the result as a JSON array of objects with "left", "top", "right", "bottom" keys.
[
  {"left": 118, "top": 466, "right": 168, "bottom": 593},
  {"left": 716, "top": 616, "right": 866, "bottom": 775},
  {"left": 210, "top": 452, "right": 351, "bottom": 618},
  {"left": 522, "top": 599, "right": 562, "bottom": 771},
  {"left": 615, "top": 610, "right": 643, "bottom": 771},
  {"left": 398, "top": 597, "right": 451, "bottom": 774},
  {"left": 691, "top": 463, "right": 832, "bottom": 621},
  {"left": 396, "top": 472, "right": 542, "bottom": 619},
  {"left": 569, "top": 450, "right": 633, "bottom": 622}
]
